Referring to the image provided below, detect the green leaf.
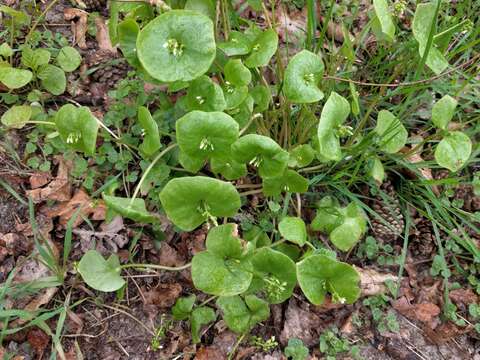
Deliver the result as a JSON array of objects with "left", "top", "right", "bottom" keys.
[
  {"left": 0, "top": 67, "right": 32, "bottom": 89},
  {"left": 232, "top": 134, "right": 288, "bottom": 178},
  {"left": 224, "top": 59, "right": 251, "bottom": 87},
  {"left": 224, "top": 84, "right": 249, "bottom": 110},
  {"left": 350, "top": 82, "right": 360, "bottom": 116},
  {"left": 218, "top": 31, "right": 252, "bottom": 56},
  {"left": 262, "top": 169, "right": 309, "bottom": 196},
  {"left": 210, "top": 156, "right": 247, "bottom": 180},
  {"left": 0, "top": 5, "right": 31, "bottom": 26},
  {"left": 185, "top": 75, "right": 226, "bottom": 112},
  {"left": 250, "top": 85, "right": 271, "bottom": 112},
  {"left": 284, "top": 338, "right": 309, "bottom": 360},
  {"left": 288, "top": 144, "right": 315, "bottom": 168},
  {"left": 431, "top": 94, "right": 457, "bottom": 130},
  {"left": 57, "top": 46, "right": 81, "bottom": 72},
  {"left": 296, "top": 254, "right": 360, "bottom": 305},
  {"left": 245, "top": 29, "right": 278, "bottom": 68},
  {"left": 1, "top": 105, "right": 32, "bottom": 129},
  {"left": 172, "top": 295, "right": 196, "bottom": 320},
  {"left": 137, "top": 106, "right": 161, "bottom": 157},
  {"left": 246, "top": 0, "right": 263, "bottom": 11},
  {"left": 176, "top": 111, "right": 238, "bottom": 160},
  {"left": 284, "top": 50, "right": 324, "bottom": 103},
  {"left": 191, "top": 306, "right": 216, "bottom": 343},
  {"left": 373, "top": 0, "right": 395, "bottom": 41},
  {"left": 55, "top": 104, "right": 98, "bottom": 155},
  {"left": 243, "top": 226, "right": 271, "bottom": 248},
  {"left": 216, "top": 295, "right": 270, "bottom": 333},
  {"left": 311, "top": 196, "right": 342, "bottom": 233},
  {"left": 118, "top": 18, "right": 141, "bottom": 67},
  {"left": 368, "top": 156, "right": 385, "bottom": 184},
  {"left": 37, "top": 64, "right": 66, "bottom": 95},
  {"left": 317, "top": 92, "right": 350, "bottom": 161},
  {"left": 178, "top": 150, "right": 206, "bottom": 173},
  {"left": 252, "top": 248, "right": 297, "bottom": 303},
  {"left": 159, "top": 176, "right": 241, "bottom": 231},
  {"left": 137, "top": 10, "right": 216, "bottom": 82},
  {"left": 330, "top": 216, "right": 365, "bottom": 251},
  {"left": 412, "top": 2, "right": 449, "bottom": 75},
  {"left": 0, "top": 43, "right": 13, "bottom": 58},
  {"left": 192, "top": 224, "right": 253, "bottom": 296},
  {"left": 21, "top": 47, "right": 51, "bottom": 70},
  {"left": 374, "top": 110, "right": 407, "bottom": 153},
  {"left": 434, "top": 131, "right": 472, "bottom": 172},
  {"left": 103, "top": 195, "right": 157, "bottom": 223},
  {"left": 185, "top": 0, "right": 215, "bottom": 20},
  {"left": 278, "top": 217, "right": 307, "bottom": 246},
  {"left": 78, "top": 250, "right": 125, "bottom": 292}
]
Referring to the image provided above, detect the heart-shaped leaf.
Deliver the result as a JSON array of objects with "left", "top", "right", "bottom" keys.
[
  {"left": 176, "top": 111, "right": 239, "bottom": 160},
  {"left": 232, "top": 134, "right": 288, "bottom": 178},
  {"left": 296, "top": 254, "right": 360, "bottom": 305},
  {"left": 159, "top": 176, "right": 241, "bottom": 231},
  {"left": 434, "top": 131, "right": 472, "bottom": 172},
  {"left": 252, "top": 248, "right": 297, "bottom": 303},
  {"left": 186, "top": 75, "right": 226, "bottom": 112},
  {"left": 137, "top": 106, "right": 161, "bottom": 157},
  {"left": 216, "top": 295, "right": 270, "bottom": 333},
  {"left": 172, "top": 295, "right": 196, "bottom": 320},
  {"left": 0, "top": 67, "right": 32, "bottom": 89},
  {"left": 262, "top": 169, "right": 309, "bottom": 196},
  {"left": 288, "top": 144, "right": 315, "bottom": 168},
  {"left": 374, "top": 110, "right": 407, "bottom": 153},
  {"left": 192, "top": 224, "right": 253, "bottom": 296},
  {"left": 317, "top": 92, "right": 350, "bottom": 161},
  {"left": 78, "top": 250, "right": 125, "bottom": 292},
  {"left": 178, "top": 150, "right": 206, "bottom": 173},
  {"left": 0, "top": 43, "right": 13, "bottom": 58},
  {"left": 224, "top": 59, "right": 252, "bottom": 87},
  {"left": 57, "top": 46, "right": 81, "bottom": 72},
  {"left": 330, "top": 216, "right": 366, "bottom": 251},
  {"left": 1, "top": 105, "right": 32, "bottom": 129},
  {"left": 137, "top": 10, "right": 216, "bottom": 82},
  {"left": 367, "top": 156, "right": 385, "bottom": 184},
  {"left": 55, "top": 104, "right": 98, "bottom": 155},
  {"left": 431, "top": 94, "right": 457, "bottom": 130},
  {"left": 191, "top": 306, "right": 216, "bottom": 343},
  {"left": 245, "top": 29, "right": 278, "bottom": 68},
  {"left": 373, "top": 0, "right": 395, "bottom": 41},
  {"left": 210, "top": 156, "right": 247, "bottom": 180},
  {"left": 218, "top": 31, "right": 252, "bottom": 56},
  {"left": 103, "top": 195, "right": 157, "bottom": 223},
  {"left": 284, "top": 50, "right": 324, "bottom": 103},
  {"left": 37, "top": 64, "right": 66, "bottom": 95},
  {"left": 118, "top": 18, "right": 141, "bottom": 67},
  {"left": 278, "top": 217, "right": 306, "bottom": 246}
]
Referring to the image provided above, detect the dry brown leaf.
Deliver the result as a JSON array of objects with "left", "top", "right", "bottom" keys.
[
  {"left": 393, "top": 297, "right": 440, "bottom": 324},
  {"left": 27, "top": 328, "right": 50, "bottom": 356},
  {"left": 16, "top": 213, "right": 54, "bottom": 240},
  {"left": 424, "top": 321, "right": 472, "bottom": 344},
  {"left": 29, "top": 172, "right": 51, "bottom": 189},
  {"left": 64, "top": 8, "right": 88, "bottom": 49},
  {"left": 280, "top": 298, "right": 322, "bottom": 347},
  {"left": 95, "top": 16, "right": 116, "bottom": 53},
  {"left": 26, "top": 157, "right": 71, "bottom": 203},
  {"left": 404, "top": 152, "right": 439, "bottom": 195},
  {"left": 159, "top": 242, "right": 186, "bottom": 267},
  {"left": 143, "top": 283, "right": 182, "bottom": 308},
  {"left": 74, "top": 215, "right": 127, "bottom": 254},
  {"left": 449, "top": 288, "right": 478, "bottom": 308},
  {"left": 356, "top": 267, "right": 398, "bottom": 296},
  {"left": 195, "top": 347, "right": 225, "bottom": 360}
]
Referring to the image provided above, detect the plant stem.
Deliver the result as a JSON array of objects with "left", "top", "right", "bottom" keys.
[
  {"left": 121, "top": 262, "right": 191, "bottom": 271},
  {"left": 228, "top": 333, "right": 246, "bottom": 360},
  {"left": 25, "top": 121, "right": 56, "bottom": 126},
  {"left": 129, "top": 143, "right": 177, "bottom": 206},
  {"left": 239, "top": 189, "right": 263, "bottom": 197}
]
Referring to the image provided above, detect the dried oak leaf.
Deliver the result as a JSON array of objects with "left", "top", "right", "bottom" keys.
[
  {"left": 280, "top": 298, "right": 322, "bottom": 347},
  {"left": 159, "top": 242, "right": 186, "bottom": 267},
  {"left": 424, "top": 321, "right": 472, "bottom": 345},
  {"left": 74, "top": 215, "right": 127, "bottom": 254},
  {"left": 26, "top": 157, "right": 71, "bottom": 203},
  {"left": 393, "top": 297, "right": 440, "bottom": 324},
  {"left": 64, "top": 8, "right": 88, "bottom": 49},
  {"left": 29, "top": 172, "right": 51, "bottom": 189},
  {"left": 143, "top": 283, "right": 182, "bottom": 308}
]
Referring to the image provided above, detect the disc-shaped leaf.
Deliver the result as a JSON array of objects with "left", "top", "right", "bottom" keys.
[
  {"left": 231, "top": 134, "right": 288, "bottom": 178},
  {"left": 224, "top": 59, "right": 251, "bottom": 87},
  {"left": 103, "top": 195, "right": 157, "bottom": 223},
  {"left": 434, "top": 131, "right": 472, "bottom": 172},
  {"left": 296, "top": 254, "right": 360, "bottom": 305},
  {"left": 1, "top": 105, "right": 31, "bottom": 129},
  {"left": 216, "top": 295, "right": 270, "bottom": 333},
  {"left": 186, "top": 75, "right": 226, "bottom": 112},
  {"left": 374, "top": 110, "right": 407, "bottom": 153},
  {"left": 55, "top": 104, "right": 98, "bottom": 155},
  {"left": 284, "top": 50, "right": 324, "bottom": 103},
  {"left": 78, "top": 250, "right": 125, "bottom": 292},
  {"left": 118, "top": 18, "right": 141, "bottom": 67},
  {"left": 231, "top": 95, "right": 254, "bottom": 127},
  {"left": 137, "top": 106, "right": 161, "bottom": 157},
  {"left": 0, "top": 67, "right": 32, "bottom": 89},
  {"left": 432, "top": 94, "right": 457, "bottom": 130},
  {"left": 57, "top": 46, "right": 81, "bottom": 72},
  {"left": 245, "top": 29, "right": 278, "bottom": 68},
  {"left": 210, "top": 156, "right": 247, "bottom": 180},
  {"left": 288, "top": 144, "right": 315, "bottom": 168},
  {"left": 218, "top": 31, "right": 252, "bottom": 56},
  {"left": 38, "top": 64, "right": 66, "bottom": 95},
  {"left": 278, "top": 217, "right": 306, "bottom": 246},
  {"left": 262, "top": 169, "right": 308, "bottom": 196},
  {"left": 373, "top": 0, "right": 395, "bottom": 41},
  {"left": 317, "top": 92, "right": 350, "bottom": 161},
  {"left": 224, "top": 84, "right": 249, "bottom": 110},
  {"left": 252, "top": 248, "right": 297, "bottom": 303},
  {"left": 176, "top": 111, "right": 239, "bottom": 160},
  {"left": 191, "top": 306, "right": 216, "bottom": 343},
  {"left": 330, "top": 217, "right": 365, "bottom": 251},
  {"left": 137, "top": 10, "right": 216, "bottom": 82},
  {"left": 159, "top": 176, "right": 241, "bottom": 231}
]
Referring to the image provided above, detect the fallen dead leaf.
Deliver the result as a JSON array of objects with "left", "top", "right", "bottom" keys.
[
  {"left": 74, "top": 215, "right": 127, "bottom": 254},
  {"left": 95, "top": 16, "right": 116, "bottom": 53},
  {"left": 195, "top": 347, "right": 225, "bottom": 360},
  {"left": 26, "top": 157, "right": 71, "bottom": 203},
  {"left": 64, "top": 8, "right": 88, "bottom": 49},
  {"left": 424, "top": 321, "right": 472, "bottom": 344},
  {"left": 393, "top": 297, "right": 440, "bottom": 324},
  {"left": 449, "top": 288, "right": 478, "bottom": 308},
  {"left": 356, "top": 267, "right": 398, "bottom": 297},
  {"left": 404, "top": 151, "right": 439, "bottom": 196},
  {"left": 159, "top": 242, "right": 186, "bottom": 267},
  {"left": 16, "top": 213, "right": 54, "bottom": 241},
  {"left": 29, "top": 172, "right": 51, "bottom": 189},
  {"left": 27, "top": 328, "right": 50, "bottom": 356},
  {"left": 280, "top": 298, "right": 322, "bottom": 347},
  {"left": 143, "top": 283, "right": 182, "bottom": 308}
]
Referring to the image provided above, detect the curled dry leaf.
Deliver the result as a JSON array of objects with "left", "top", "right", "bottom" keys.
[
  {"left": 64, "top": 8, "right": 88, "bottom": 49},
  {"left": 26, "top": 157, "right": 71, "bottom": 203},
  {"left": 29, "top": 172, "right": 51, "bottom": 189},
  {"left": 356, "top": 267, "right": 399, "bottom": 297}
]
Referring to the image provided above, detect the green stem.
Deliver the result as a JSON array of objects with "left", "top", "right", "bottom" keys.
[
  {"left": 25, "top": 121, "right": 56, "bottom": 126},
  {"left": 239, "top": 189, "right": 263, "bottom": 197},
  {"left": 121, "top": 262, "right": 191, "bottom": 271}
]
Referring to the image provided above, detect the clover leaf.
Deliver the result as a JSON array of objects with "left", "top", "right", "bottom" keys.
[
  {"left": 284, "top": 50, "right": 324, "bottom": 103},
  {"left": 252, "top": 248, "right": 297, "bottom": 303},
  {"left": 296, "top": 254, "right": 360, "bottom": 305},
  {"left": 374, "top": 110, "right": 407, "bottom": 153},
  {"left": 1, "top": 105, "right": 31, "bottom": 129},
  {"left": 137, "top": 10, "right": 216, "bottom": 82},
  {"left": 37, "top": 64, "right": 66, "bottom": 95},
  {"left": 373, "top": 0, "right": 395, "bottom": 41},
  {"left": 288, "top": 144, "right": 315, "bottom": 168},
  {"left": 137, "top": 106, "right": 161, "bottom": 157},
  {"left": 176, "top": 111, "right": 239, "bottom": 161},
  {"left": 434, "top": 131, "right": 472, "bottom": 172},
  {"left": 78, "top": 250, "right": 125, "bottom": 292},
  {"left": 218, "top": 31, "right": 252, "bottom": 56},
  {"left": 0, "top": 66, "right": 32, "bottom": 89},
  {"left": 262, "top": 169, "right": 309, "bottom": 196},
  {"left": 103, "top": 195, "right": 157, "bottom": 223},
  {"left": 278, "top": 217, "right": 307, "bottom": 246},
  {"left": 159, "top": 177, "right": 241, "bottom": 231},
  {"left": 231, "top": 134, "right": 289, "bottom": 178},
  {"left": 191, "top": 224, "right": 253, "bottom": 296},
  {"left": 317, "top": 92, "right": 350, "bottom": 161},
  {"left": 216, "top": 295, "right": 270, "bottom": 333},
  {"left": 432, "top": 94, "right": 457, "bottom": 130},
  {"left": 185, "top": 75, "right": 226, "bottom": 112},
  {"left": 224, "top": 59, "right": 252, "bottom": 87},
  {"left": 57, "top": 46, "right": 81, "bottom": 72},
  {"left": 55, "top": 104, "right": 98, "bottom": 155},
  {"left": 191, "top": 306, "right": 216, "bottom": 343},
  {"left": 245, "top": 29, "right": 278, "bottom": 68}
]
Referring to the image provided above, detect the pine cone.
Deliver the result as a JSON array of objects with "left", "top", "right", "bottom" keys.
[
  {"left": 409, "top": 218, "right": 436, "bottom": 258},
  {"left": 86, "top": 50, "right": 130, "bottom": 89},
  {"left": 83, "top": 0, "right": 107, "bottom": 11},
  {"left": 371, "top": 180, "right": 405, "bottom": 243}
]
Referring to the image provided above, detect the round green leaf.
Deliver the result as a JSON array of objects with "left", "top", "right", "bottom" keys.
[
  {"left": 432, "top": 94, "right": 457, "bottom": 130},
  {"left": 250, "top": 85, "right": 271, "bottom": 112},
  {"left": 118, "top": 18, "right": 141, "bottom": 67},
  {"left": 21, "top": 47, "right": 50, "bottom": 70},
  {"left": 224, "top": 59, "right": 251, "bottom": 87},
  {"left": 37, "top": 64, "right": 66, "bottom": 95},
  {"left": 0, "top": 67, "right": 32, "bottom": 89},
  {"left": 284, "top": 50, "right": 324, "bottom": 103},
  {"left": 176, "top": 111, "right": 239, "bottom": 159},
  {"left": 172, "top": 295, "right": 196, "bottom": 320},
  {"left": 252, "top": 248, "right": 297, "bottom": 303},
  {"left": 218, "top": 31, "right": 252, "bottom": 56},
  {"left": 210, "top": 156, "right": 247, "bottom": 180},
  {"left": 243, "top": 226, "right": 271, "bottom": 248},
  {"left": 78, "top": 250, "right": 125, "bottom": 292},
  {"left": 103, "top": 194, "right": 157, "bottom": 223},
  {"left": 224, "top": 84, "right": 249, "bottom": 110},
  {"left": 231, "top": 134, "right": 288, "bottom": 178},
  {"left": 374, "top": 109, "right": 407, "bottom": 153},
  {"left": 185, "top": 0, "right": 215, "bottom": 20},
  {"left": 57, "top": 46, "right": 81, "bottom": 72},
  {"left": 288, "top": 144, "right": 315, "bottom": 168},
  {"left": 191, "top": 306, "right": 216, "bottom": 343},
  {"left": 137, "top": 10, "right": 216, "bottom": 82},
  {"left": 296, "top": 254, "right": 360, "bottom": 305},
  {"left": 137, "top": 106, "right": 161, "bottom": 157},
  {"left": 245, "top": 29, "right": 278, "bottom": 68},
  {"left": 216, "top": 295, "right": 270, "bottom": 333},
  {"left": 330, "top": 217, "right": 365, "bottom": 251},
  {"left": 186, "top": 75, "right": 226, "bottom": 112},
  {"left": 178, "top": 150, "right": 206, "bottom": 173},
  {"left": 1, "top": 105, "right": 32, "bottom": 129},
  {"left": 262, "top": 169, "right": 309, "bottom": 196},
  {"left": 434, "top": 131, "right": 472, "bottom": 172},
  {"left": 311, "top": 196, "right": 342, "bottom": 233},
  {"left": 278, "top": 217, "right": 306, "bottom": 246},
  {"left": 159, "top": 176, "right": 241, "bottom": 231}
]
